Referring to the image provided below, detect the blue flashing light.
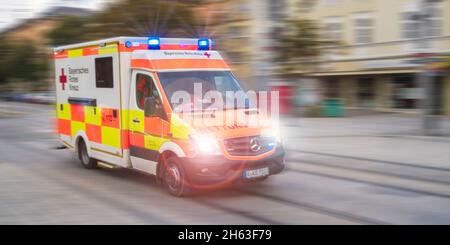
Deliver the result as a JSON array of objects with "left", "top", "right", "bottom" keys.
[
  {"left": 148, "top": 37, "right": 160, "bottom": 50},
  {"left": 125, "top": 41, "right": 132, "bottom": 48},
  {"left": 198, "top": 38, "right": 210, "bottom": 50}
]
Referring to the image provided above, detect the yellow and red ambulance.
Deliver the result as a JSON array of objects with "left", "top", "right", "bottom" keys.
[{"left": 54, "top": 37, "right": 285, "bottom": 196}]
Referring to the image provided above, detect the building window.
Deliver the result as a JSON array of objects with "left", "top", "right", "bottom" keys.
[
  {"left": 324, "top": 78, "right": 340, "bottom": 98},
  {"left": 392, "top": 75, "right": 419, "bottom": 109},
  {"left": 269, "top": 0, "right": 286, "bottom": 21},
  {"left": 354, "top": 14, "right": 373, "bottom": 44},
  {"left": 424, "top": 3, "right": 442, "bottom": 37},
  {"left": 324, "top": 0, "right": 342, "bottom": 6},
  {"left": 323, "top": 17, "right": 343, "bottom": 41},
  {"left": 401, "top": 3, "right": 441, "bottom": 40},
  {"left": 358, "top": 78, "right": 375, "bottom": 108},
  {"left": 430, "top": 76, "right": 444, "bottom": 115},
  {"left": 95, "top": 57, "right": 113, "bottom": 88},
  {"left": 401, "top": 12, "right": 421, "bottom": 39}
]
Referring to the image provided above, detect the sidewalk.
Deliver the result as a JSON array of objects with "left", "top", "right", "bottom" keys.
[
  {"left": 280, "top": 113, "right": 450, "bottom": 170},
  {"left": 281, "top": 113, "right": 450, "bottom": 138}
]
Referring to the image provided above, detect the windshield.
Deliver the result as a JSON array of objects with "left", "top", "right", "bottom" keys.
[{"left": 157, "top": 71, "right": 252, "bottom": 112}]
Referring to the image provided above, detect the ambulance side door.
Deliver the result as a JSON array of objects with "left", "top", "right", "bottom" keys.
[{"left": 128, "top": 70, "right": 169, "bottom": 175}]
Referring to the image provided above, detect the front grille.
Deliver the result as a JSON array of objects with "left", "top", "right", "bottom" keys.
[{"left": 223, "top": 136, "right": 273, "bottom": 156}]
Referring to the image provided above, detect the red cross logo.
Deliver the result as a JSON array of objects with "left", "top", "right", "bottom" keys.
[
  {"left": 59, "top": 68, "right": 67, "bottom": 90},
  {"left": 204, "top": 52, "right": 211, "bottom": 59}
]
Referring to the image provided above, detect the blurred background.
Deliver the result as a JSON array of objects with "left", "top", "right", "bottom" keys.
[
  {"left": 1, "top": 0, "right": 450, "bottom": 225},
  {"left": 0, "top": 0, "right": 449, "bottom": 124}
]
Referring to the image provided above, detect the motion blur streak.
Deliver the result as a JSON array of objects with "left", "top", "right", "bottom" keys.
[{"left": 0, "top": 0, "right": 450, "bottom": 224}]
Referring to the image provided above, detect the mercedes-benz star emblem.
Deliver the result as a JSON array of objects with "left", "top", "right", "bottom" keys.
[{"left": 249, "top": 138, "right": 262, "bottom": 152}]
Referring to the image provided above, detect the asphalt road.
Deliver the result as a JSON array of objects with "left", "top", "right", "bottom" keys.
[{"left": 1, "top": 102, "right": 450, "bottom": 224}]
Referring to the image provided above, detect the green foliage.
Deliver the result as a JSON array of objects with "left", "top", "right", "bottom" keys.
[
  {"left": 48, "top": 0, "right": 200, "bottom": 46},
  {"left": 0, "top": 38, "right": 48, "bottom": 85},
  {"left": 0, "top": 38, "right": 10, "bottom": 84},
  {"left": 95, "top": 0, "right": 197, "bottom": 36},
  {"left": 274, "top": 19, "right": 327, "bottom": 76},
  {"left": 276, "top": 19, "right": 322, "bottom": 59},
  {"left": 0, "top": 0, "right": 200, "bottom": 87},
  {"left": 47, "top": 16, "right": 88, "bottom": 46}
]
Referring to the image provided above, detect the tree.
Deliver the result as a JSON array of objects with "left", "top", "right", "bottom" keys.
[
  {"left": 48, "top": 0, "right": 201, "bottom": 46},
  {"left": 274, "top": 18, "right": 328, "bottom": 77},
  {"left": 0, "top": 38, "right": 48, "bottom": 85},
  {"left": 47, "top": 16, "right": 89, "bottom": 46},
  {"left": 91, "top": 0, "right": 198, "bottom": 37},
  {"left": 0, "top": 38, "right": 11, "bottom": 84}
]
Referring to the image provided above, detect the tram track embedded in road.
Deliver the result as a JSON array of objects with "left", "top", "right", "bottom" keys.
[
  {"left": 233, "top": 188, "right": 391, "bottom": 225},
  {"left": 13, "top": 138, "right": 406, "bottom": 224},
  {"left": 289, "top": 149, "right": 450, "bottom": 172},
  {"left": 189, "top": 197, "right": 284, "bottom": 225},
  {"left": 286, "top": 166, "right": 450, "bottom": 200},
  {"left": 19, "top": 139, "right": 389, "bottom": 225},
  {"left": 286, "top": 157, "right": 450, "bottom": 186}
]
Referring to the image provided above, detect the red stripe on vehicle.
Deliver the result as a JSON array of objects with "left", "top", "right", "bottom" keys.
[
  {"left": 101, "top": 108, "right": 120, "bottom": 128},
  {"left": 70, "top": 104, "right": 85, "bottom": 122},
  {"left": 57, "top": 119, "right": 71, "bottom": 136},
  {"left": 86, "top": 124, "right": 102, "bottom": 143},
  {"left": 121, "top": 129, "right": 130, "bottom": 149},
  {"left": 129, "top": 132, "right": 145, "bottom": 148}
]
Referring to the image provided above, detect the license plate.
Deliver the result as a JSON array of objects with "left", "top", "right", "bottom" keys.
[{"left": 243, "top": 167, "right": 269, "bottom": 179}]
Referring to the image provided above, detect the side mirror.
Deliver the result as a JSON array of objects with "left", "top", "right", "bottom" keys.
[
  {"left": 144, "top": 96, "right": 165, "bottom": 119},
  {"left": 144, "top": 97, "right": 156, "bottom": 117}
]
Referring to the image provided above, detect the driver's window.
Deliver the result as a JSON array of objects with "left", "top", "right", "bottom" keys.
[
  {"left": 136, "top": 74, "right": 152, "bottom": 110},
  {"left": 135, "top": 73, "right": 165, "bottom": 119}
]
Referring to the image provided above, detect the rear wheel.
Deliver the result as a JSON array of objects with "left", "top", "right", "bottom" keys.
[
  {"left": 78, "top": 139, "right": 97, "bottom": 169},
  {"left": 163, "top": 156, "right": 190, "bottom": 197}
]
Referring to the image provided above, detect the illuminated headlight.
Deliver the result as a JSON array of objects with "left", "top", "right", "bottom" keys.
[
  {"left": 189, "top": 134, "right": 222, "bottom": 155},
  {"left": 261, "top": 127, "right": 282, "bottom": 147}
]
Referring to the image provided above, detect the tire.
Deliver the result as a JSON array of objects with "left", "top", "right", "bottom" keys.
[
  {"left": 162, "top": 156, "right": 190, "bottom": 197},
  {"left": 78, "top": 139, "right": 97, "bottom": 169}
]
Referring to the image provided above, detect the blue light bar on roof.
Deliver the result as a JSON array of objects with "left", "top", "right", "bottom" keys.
[
  {"left": 148, "top": 37, "right": 160, "bottom": 50},
  {"left": 198, "top": 38, "right": 210, "bottom": 50}
]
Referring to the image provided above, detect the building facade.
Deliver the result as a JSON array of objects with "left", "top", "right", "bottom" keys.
[
  {"left": 195, "top": 0, "right": 288, "bottom": 91},
  {"left": 294, "top": 0, "right": 450, "bottom": 115}
]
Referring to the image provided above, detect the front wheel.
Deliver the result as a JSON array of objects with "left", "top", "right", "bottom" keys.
[
  {"left": 163, "top": 156, "right": 190, "bottom": 197},
  {"left": 78, "top": 139, "right": 97, "bottom": 169}
]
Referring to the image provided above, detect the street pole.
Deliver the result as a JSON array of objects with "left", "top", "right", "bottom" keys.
[{"left": 417, "top": 0, "right": 441, "bottom": 136}]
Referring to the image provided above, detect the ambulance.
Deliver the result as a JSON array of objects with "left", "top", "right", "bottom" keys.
[{"left": 54, "top": 37, "right": 285, "bottom": 196}]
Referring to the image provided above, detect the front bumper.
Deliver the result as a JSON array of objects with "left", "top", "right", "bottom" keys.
[{"left": 181, "top": 147, "right": 285, "bottom": 188}]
